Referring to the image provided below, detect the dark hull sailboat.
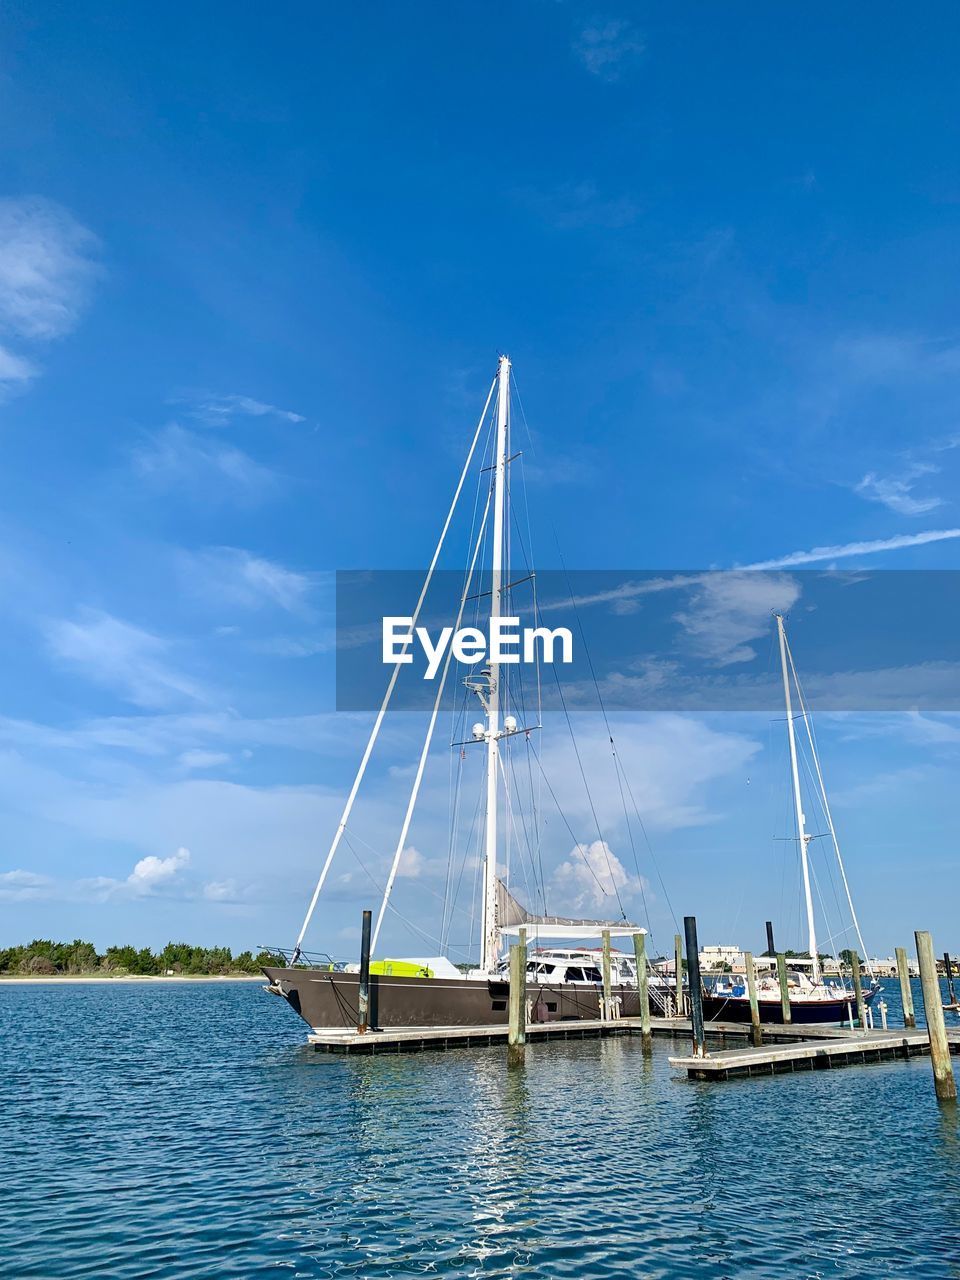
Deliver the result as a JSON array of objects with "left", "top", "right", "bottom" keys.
[
  {"left": 263, "top": 966, "right": 647, "bottom": 1032},
  {"left": 700, "top": 988, "right": 880, "bottom": 1027},
  {"left": 266, "top": 357, "right": 650, "bottom": 1037}
]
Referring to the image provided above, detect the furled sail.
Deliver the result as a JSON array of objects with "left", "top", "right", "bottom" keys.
[{"left": 496, "top": 880, "right": 644, "bottom": 939}]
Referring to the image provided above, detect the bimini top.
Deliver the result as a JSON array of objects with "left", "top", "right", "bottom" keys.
[{"left": 496, "top": 879, "right": 645, "bottom": 941}]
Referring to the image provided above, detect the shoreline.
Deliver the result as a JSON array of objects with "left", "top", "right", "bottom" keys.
[{"left": 0, "top": 974, "right": 265, "bottom": 984}]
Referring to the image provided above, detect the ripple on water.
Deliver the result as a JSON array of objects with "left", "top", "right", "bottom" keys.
[{"left": 2, "top": 982, "right": 960, "bottom": 1278}]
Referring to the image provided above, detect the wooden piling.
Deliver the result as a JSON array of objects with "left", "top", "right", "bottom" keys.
[
  {"left": 684, "top": 916, "right": 706, "bottom": 1058},
  {"left": 896, "top": 946, "right": 916, "bottom": 1027},
  {"left": 851, "top": 953, "right": 865, "bottom": 1029},
  {"left": 507, "top": 937, "right": 527, "bottom": 1067},
  {"left": 356, "top": 909, "right": 372, "bottom": 1034},
  {"left": 744, "top": 950, "right": 762, "bottom": 1046},
  {"left": 674, "top": 933, "right": 684, "bottom": 1017},
  {"left": 776, "top": 953, "right": 792, "bottom": 1025},
  {"left": 601, "top": 929, "right": 612, "bottom": 1021},
  {"left": 915, "top": 930, "right": 957, "bottom": 1102},
  {"left": 632, "top": 932, "right": 652, "bottom": 1054}
]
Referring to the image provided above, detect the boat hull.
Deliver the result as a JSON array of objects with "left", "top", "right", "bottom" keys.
[
  {"left": 262, "top": 966, "right": 648, "bottom": 1032},
  {"left": 701, "top": 989, "right": 878, "bottom": 1026}
]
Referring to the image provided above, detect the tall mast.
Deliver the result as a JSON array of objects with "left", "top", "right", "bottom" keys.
[
  {"left": 480, "top": 355, "right": 510, "bottom": 972},
  {"left": 776, "top": 614, "right": 820, "bottom": 982}
]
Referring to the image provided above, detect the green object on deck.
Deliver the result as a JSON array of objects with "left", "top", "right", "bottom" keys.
[{"left": 369, "top": 960, "right": 434, "bottom": 979}]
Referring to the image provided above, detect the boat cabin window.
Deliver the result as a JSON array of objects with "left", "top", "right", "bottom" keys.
[{"left": 565, "top": 965, "right": 602, "bottom": 983}]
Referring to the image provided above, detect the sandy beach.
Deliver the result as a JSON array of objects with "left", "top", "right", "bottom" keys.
[{"left": 0, "top": 974, "right": 265, "bottom": 984}]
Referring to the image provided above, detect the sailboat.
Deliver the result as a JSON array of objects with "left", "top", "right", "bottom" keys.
[
  {"left": 263, "top": 356, "right": 657, "bottom": 1034},
  {"left": 701, "top": 613, "right": 881, "bottom": 1026}
]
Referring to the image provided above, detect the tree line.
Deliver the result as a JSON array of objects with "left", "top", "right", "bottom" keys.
[{"left": 0, "top": 939, "right": 284, "bottom": 976}]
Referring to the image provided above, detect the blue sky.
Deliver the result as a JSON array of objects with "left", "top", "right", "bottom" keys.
[{"left": 1, "top": 3, "right": 959, "bottom": 960}]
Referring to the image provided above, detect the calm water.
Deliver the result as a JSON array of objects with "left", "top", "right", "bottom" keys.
[{"left": 2, "top": 980, "right": 960, "bottom": 1279}]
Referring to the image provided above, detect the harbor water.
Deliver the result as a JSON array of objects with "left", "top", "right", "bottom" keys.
[{"left": 3, "top": 979, "right": 960, "bottom": 1278}]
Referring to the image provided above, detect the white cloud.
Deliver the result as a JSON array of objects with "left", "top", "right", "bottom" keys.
[
  {"left": 179, "top": 750, "right": 231, "bottom": 770},
  {"left": 0, "top": 343, "right": 37, "bottom": 385},
  {"left": 82, "top": 846, "right": 193, "bottom": 901},
  {"left": 45, "top": 608, "right": 211, "bottom": 709},
  {"left": 552, "top": 840, "right": 642, "bottom": 913},
  {"left": 0, "top": 196, "right": 99, "bottom": 340},
  {"left": 203, "top": 878, "right": 243, "bottom": 901},
  {"left": 0, "top": 869, "right": 53, "bottom": 901},
  {"left": 126, "top": 846, "right": 190, "bottom": 893},
  {"left": 744, "top": 528, "right": 960, "bottom": 570},
  {"left": 538, "top": 713, "right": 760, "bottom": 833},
  {"left": 573, "top": 19, "right": 644, "bottom": 80},
  {"left": 184, "top": 392, "right": 305, "bottom": 425},
  {"left": 397, "top": 845, "right": 425, "bottom": 878},
  {"left": 132, "top": 424, "right": 277, "bottom": 500},
  {"left": 674, "top": 571, "right": 801, "bottom": 666},
  {"left": 854, "top": 464, "right": 942, "bottom": 516},
  {"left": 178, "top": 546, "right": 312, "bottom": 612}
]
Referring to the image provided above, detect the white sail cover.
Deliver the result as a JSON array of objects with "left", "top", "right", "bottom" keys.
[{"left": 496, "top": 880, "right": 644, "bottom": 940}]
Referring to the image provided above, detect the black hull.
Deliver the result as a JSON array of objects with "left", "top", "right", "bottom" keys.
[
  {"left": 263, "top": 966, "right": 647, "bottom": 1032},
  {"left": 701, "top": 990, "right": 877, "bottom": 1026}
]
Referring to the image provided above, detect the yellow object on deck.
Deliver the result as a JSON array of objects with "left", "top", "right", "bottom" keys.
[{"left": 368, "top": 960, "right": 434, "bottom": 979}]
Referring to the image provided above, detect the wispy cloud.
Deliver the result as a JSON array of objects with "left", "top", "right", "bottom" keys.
[
  {"left": 0, "top": 345, "right": 36, "bottom": 386},
  {"left": 0, "top": 869, "right": 53, "bottom": 902},
  {"left": 132, "top": 424, "right": 277, "bottom": 500},
  {"left": 0, "top": 196, "right": 99, "bottom": 340},
  {"left": 854, "top": 463, "right": 943, "bottom": 516},
  {"left": 0, "top": 196, "right": 99, "bottom": 390},
  {"left": 744, "top": 528, "right": 960, "bottom": 570},
  {"left": 673, "top": 571, "right": 800, "bottom": 666},
  {"left": 179, "top": 749, "right": 231, "bottom": 770},
  {"left": 573, "top": 18, "right": 644, "bottom": 80},
  {"left": 180, "top": 392, "right": 306, "bottom": 426},
  {"left": 177, "top": 546, "right": 314, "bottom": 613},
  {"left": 45, "top": 609, "right": 211, "bottom": 709}
]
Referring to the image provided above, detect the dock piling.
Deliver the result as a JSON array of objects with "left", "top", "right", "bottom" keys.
[
  {"left": 683, "top": 916, "right": 706, "bottom": 1058},
  {"left": 765, "top": 920, "right": 776, "bottom": 956},
  {"left": 601, "top": 929, "right": 612, "bottom": 1020},
  {"left": 674, "top": 933, "right": 684, "bottom": 1017},
  {"left": 915, "top": 930, "right": 957, "bottom": 1102},
  {"left": 851, "top": 953, "right": 865, "bottom": 1030},
  {"left": 896, "top": 946, "right": 916, "bottom": 1027},
  {"left": 357, "top": 909, "right": 372, "bottom": 1034},
  {"left": 633, "top": 932, "right": 652, "bottom": 1054},
  {"left": 944, "top": 952, "right": 957, "bottom": 1008},
  {"left": 776, "top": 953, "right": 792, "bottom": 1025},
  {"left": 744, "top": 950, "right": 762, "bottom": 1046},
  {"left": 507, "top": 935, "right": 527, "bottom": 1067}
]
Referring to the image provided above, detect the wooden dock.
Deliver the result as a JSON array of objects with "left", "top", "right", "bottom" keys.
[
  {"left": 669, "top": 1026, "right": 960, "bottom": 1079},
  {"left": 306, "top": 1014, "right": 960, "bottom": 1087},
  {"left": 307, "top": 1015, "right": 883, "bottom": 1056}
]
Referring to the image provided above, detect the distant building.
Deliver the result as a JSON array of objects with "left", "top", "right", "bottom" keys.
[{"left": 699, "top": 945, "right": 745, "bottom": 972}]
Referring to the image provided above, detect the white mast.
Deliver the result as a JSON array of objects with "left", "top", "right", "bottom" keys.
[
  {"left": 776, "top": 613, "right": 820, "bottom": 982},
  {"left": 480, "top": 355, "right": 510, "bottom": 972}
]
